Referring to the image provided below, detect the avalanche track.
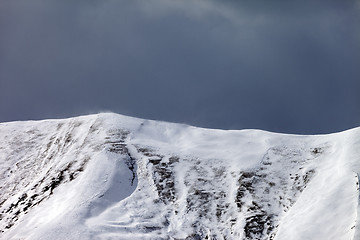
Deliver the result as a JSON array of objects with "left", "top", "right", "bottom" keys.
[{"left": 0, "top": 113, "right": 359, "bottom": 240}]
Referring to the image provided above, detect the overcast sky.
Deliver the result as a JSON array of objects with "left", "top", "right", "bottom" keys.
[{"left": 0, "top": 0, "right": 359, "bottom": 134}]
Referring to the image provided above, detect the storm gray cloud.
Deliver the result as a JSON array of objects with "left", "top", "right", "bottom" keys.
[{"left": 0, "top": 0, "right": 359, "bottom": 134}]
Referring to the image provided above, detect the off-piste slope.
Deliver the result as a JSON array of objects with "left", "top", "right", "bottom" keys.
[{"left": 0, "top": 113, "right": 359, "bottom": 240}]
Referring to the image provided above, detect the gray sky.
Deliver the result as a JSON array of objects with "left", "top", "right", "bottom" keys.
[{"left": 0, "top": 0, "right": 359, "bottom": 134}]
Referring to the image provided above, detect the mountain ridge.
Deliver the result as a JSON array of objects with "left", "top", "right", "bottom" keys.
[{"left": 0, "top": 113, "right": 359, "bottom": 240}]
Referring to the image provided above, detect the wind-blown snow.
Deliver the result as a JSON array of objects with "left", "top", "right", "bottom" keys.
[{"left": 0, "top": 113, "right": 359, "bottom": 240}]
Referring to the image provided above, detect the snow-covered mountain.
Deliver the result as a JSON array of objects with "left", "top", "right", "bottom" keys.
[{"left": 0, "top": 113, "right": 359, "bottom": 240}]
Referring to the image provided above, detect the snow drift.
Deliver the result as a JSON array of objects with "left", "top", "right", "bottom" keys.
[{"left": 0, "top": 113, "right": 359, "bottom": 240}]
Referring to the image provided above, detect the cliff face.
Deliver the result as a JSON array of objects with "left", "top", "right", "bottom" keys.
[{"left": 0, "top": 113, "right": 359, "bottom": 240}]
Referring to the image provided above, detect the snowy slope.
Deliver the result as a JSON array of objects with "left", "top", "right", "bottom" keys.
[{"left": 0, "top": 113, "right": 359, "bottom": 240}]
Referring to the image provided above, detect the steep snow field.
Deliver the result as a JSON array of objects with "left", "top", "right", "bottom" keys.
[{"left": 0, "top": 113, "right": 359, "bottom": 240}]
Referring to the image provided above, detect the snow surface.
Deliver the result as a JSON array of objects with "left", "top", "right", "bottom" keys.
[{"left": 0, "top": 113, "right": 359, "bottom": 240}]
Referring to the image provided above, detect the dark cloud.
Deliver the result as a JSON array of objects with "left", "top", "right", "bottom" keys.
[{"left": 0, "top": 0, "right": 359, "bottom": 134}]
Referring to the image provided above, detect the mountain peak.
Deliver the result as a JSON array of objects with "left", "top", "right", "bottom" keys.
[{"left": 1, "top": 113, "right": 359, "bottom": 239}]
